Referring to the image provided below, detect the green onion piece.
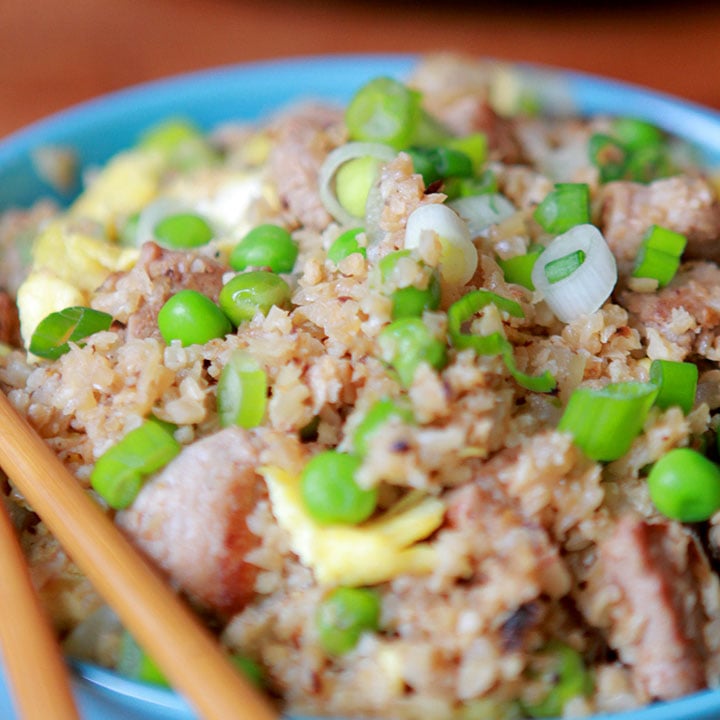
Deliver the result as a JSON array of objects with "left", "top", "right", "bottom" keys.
[
  {"left": 228, "top": 655, "right": 265, "bottom": 688},
  {"left": 345, "top": 76, "right": 450, "bottom": 150},
  {"left": 558, "top": 381, "right": 658, "bottom": 461},
  {"left": 544, "top": 249, "right": 586, "bottom": 284},
  {"left": 522, "top": 641, "right": 594, "bottom": 718},
  {"left": 335, "top": 156, "right": 381, "bottom": 218},
  {"left": 117, "top": 630, "right": 169, "bottom": 686},
  {"left": 327, "top": 227, "right": 366, "bottom": 264},
  {"left": 649, "top": 359, "right": 698, "bottom": 415},
  {"left": 632, "top": 225, "right": 687, "bottom": 287},
  {"left": 29, "top": 306, "right": 113, "bottom": 360},
  {"left": 391, "top": 273, "right": 441, "bottom": 320},
  {"left": 445, "top": 133, "right": 488, "bottom": 173},
  {"left": 447, "top": 290, "right": 556, "bottom": 393},
  {"left": 588, "top": 133, "right": 628, "bottom": 183},
  {"left": 90, "top": 418, "right": 180, "bottom": 509},
  {"left": 625, "top": 144, "right": 673, "bottom": 184},
  {"left": 230, "top": 223, "right": 298, "bottom": 274},
  {"left": 647, "top": 448, "right": 720, "bottom": 522},
  {"left": 300, "top": 451, "right": 377, "bottom": 525},
  {"left": 316, "top": 587, "right": 381, "bottom": 655},
  {"left": 406, "top": 146, "right": 474, "bottom": 187},
  {"left": 378, "top": 250, "right": 413, "bottom": 283},
  {"left": 496, "top": 251, "right": 541, "bottom": 290},
  {"left": 353, "top": 398, "right": 414, "bottom": 456},
  {"left": 378, "top": 318, "right": 447, "bottom": 387},
  {"left": 217, "top": 350, "right": 267, "bottom": 429},
  {"left": 610, "top": 117, "right": 663, "bottom": 151},
  {"left": 443, "top": 169, "right": 498, "bottom": 201},
  {"left": 533, "top": 183, "right": 590, "bottom": 234}
]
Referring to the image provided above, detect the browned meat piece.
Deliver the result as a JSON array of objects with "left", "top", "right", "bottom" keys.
[
  {"left": 0, "top": 290, "right": 20, "bottom": 346},
  {"left": 599, "top": 517, "right": 706, "bottom": 700},
  {"left": 471, "top": 99, "right": 524, "bottom": 164},
  {"left": 599, "top": 176, "right": 720, "bottom": 270},
  {"left": 620, "top": 262, "right": 720, "bottom": 360},
  {"left": 267, "top": 104, "right": 345, "bottom": 231},
  {"left": 116, "top": 427, "right": 265, "bottom": 616},
  {"left": 92, "top": 241, "right": 226, "bottom": 340}
]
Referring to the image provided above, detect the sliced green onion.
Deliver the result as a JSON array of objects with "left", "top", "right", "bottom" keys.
[
  {"left": 558, "top": 381, "right": 658, "bottom": 461},
  {"left": 29, "top": 306, "right": 113, "bottom": 360},
  {"left": 345, "top": 76, "right": 450, "bottom": 150},
  {"left": 391, "top": 274, "right": 441, "bottom": 320},
  {"left": 327, "top": 227, "right": 367, "bottom": 264},
  {"left": 588, "top": 133, "right": 628, "bottom": 183},
  {"left": 217, "top": 350, "right": 267, "bottom": 429},
  {"left": 447, "top": 290, "right": 556, "bottom": 393},
  {"left": 336, "top": 156, "right": 383, "bottom": 219},
  {"left": 228, "top": 655, "right": 265, "bottom": 688},
  {"left": 445, "top": 133, "right": 488, "bottom": 173},
  {"left": 90, "top": 418, "right": 181, "bottom": 509},
  {"left": 632, "top": 225, "right": 686, "bottom": 287},
  {"left": 610, "top": 117, "right": 663, "bottom": 150},
  {"left": 443, "top": 169, "right": 498, "bottom": 201},
  {"left": 406, "top": 146, "right": 473, "bottom": 187},
  {"left": 647, "top": 448, "right": 720, "bottom": 523},
  {"left": 448, "top": 192, "right": 516, "bottom": 239},
  {"left": 649, "top": 359, "right": 698, "bottom": 415},
  {"left": 117, "top": 630, "right": 169, "bottom": 686},
  {"left": 404, "top": 204, "right": 477, "bottom": 286},
  {"left": 497, "top": 251, "right": 541, "bottom": 290},
  {"left": 523, "top": 641, "right": 594, "bottom": 718},
  {"left": 378, "top": 317, "right": 447, "bottom": 387},
  {"left": 533, "top": 183, "right": 590, "bottom": 234},
  {"left": 625, "top": 144, "right": 673, "bottom": 184},
  {"left": 531, "top": 224, "right": 617, "bottom": 323},
  {"left": 318, "top": 142, "right": 396, "bottom": 226},
  {"left": 544, "top": 250, "right": 586, "bottom": 285}
]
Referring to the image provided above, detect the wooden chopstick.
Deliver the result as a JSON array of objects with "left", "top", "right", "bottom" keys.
[
  {"left": 0, "top": 496, "right": 80, "bottom": 720},
  {"left": 0, "top": 390, "right": 279, "bottom": 720}
]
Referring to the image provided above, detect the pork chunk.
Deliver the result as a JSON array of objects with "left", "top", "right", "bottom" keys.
[
  {"left": 116, "top": 427, "right": 265, "bottom": 616},
  {"left": 599, "top": 176, "right": 720, "bottom": 270},
  {"left": 92, "top": 241, "right": 226, "bottom": 340},
  {"left": 599, "top": 517, "right": 706, "bottom": 700},
  {"left": 620, "top": 261, "right": 720, "bottom": 360}
]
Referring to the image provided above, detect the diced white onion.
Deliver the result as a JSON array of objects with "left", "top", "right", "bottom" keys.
[
  {"left": 318, "top": 142, "right": 396, "bottom": 226},
  {"left": 448, "top": 193, "right": 516, "bottom": 238},
  {"left": 404, "top": 204, "right": 478, "bottom": 286},
  {"left": 531, "top": 224, "right": 617, "bottom": 323}
]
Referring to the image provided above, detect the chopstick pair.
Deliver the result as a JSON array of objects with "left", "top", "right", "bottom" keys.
[{"left": 0, "top": 390, "right": 279, "bottom": 720}]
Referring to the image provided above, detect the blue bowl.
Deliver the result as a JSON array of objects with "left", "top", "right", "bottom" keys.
[{"left": 2, "top": 55, "right": 720, "bottom": 720}]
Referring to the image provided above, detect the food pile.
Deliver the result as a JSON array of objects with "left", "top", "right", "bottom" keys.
[{"left": 3, "top": 54, "right": 720, "bottom": 719}]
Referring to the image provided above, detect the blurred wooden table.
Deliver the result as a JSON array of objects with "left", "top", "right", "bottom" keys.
[{"left": 2, "top": 0, "right": 720, "bottom": 139}]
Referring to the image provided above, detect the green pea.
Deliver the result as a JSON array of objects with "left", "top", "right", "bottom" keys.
[
  {"left": 353, "top": 398, "right": 414, "bottom": 456},
  {"left": 301, "top": 451, "right": 377, "bottom": 525},
  {"left": 157, "top": 289, "right": 232, "bottom": 346},
  {"left": 230, "top": 224, "right": 298, "bottom": 273},
  {"left": 647, "top": 448, "right": 720, "bottom": 522},
  {"left": 218, "top": 271, "right": 291, "bottom": 326},
  {"left": 153, "top": 212, "right": 214, "bottom": 248},
  {"left": 327, "top": 227, "right": 366, "bottom": 264},
  {"left": 391, "top": 273, "right": 441, "bottom": 320},
  {"left": 378, "top": 317, "right": 447, "bottom": 387},
  {"left": 316, "top": 587, "right": 381, "bottom": 655}
]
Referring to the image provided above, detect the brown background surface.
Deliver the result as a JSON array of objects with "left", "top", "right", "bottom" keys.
[{"left": 1, "top": 0, "right": 719, "bottom": 139}]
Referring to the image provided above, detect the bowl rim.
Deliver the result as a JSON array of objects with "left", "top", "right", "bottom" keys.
[{"left": 2, "top": 53, "right": 720, "bottom": 720}]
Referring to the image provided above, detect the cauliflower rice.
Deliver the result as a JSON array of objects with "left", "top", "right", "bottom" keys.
[{"left": 2, "top": 54, "right": 720, "bottom": 719}]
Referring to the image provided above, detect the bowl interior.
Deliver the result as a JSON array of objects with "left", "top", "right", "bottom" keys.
[{"left": 2, "top": 54, "right": 720, "bottom": 720}]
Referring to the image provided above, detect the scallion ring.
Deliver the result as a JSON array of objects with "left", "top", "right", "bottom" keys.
[
  {"left": 318, "top": 142, "right": 396, "bottom": 226},
  {"left": 448, "top": 193, "right": 516, "bottom": 239},
  {"left": 531, "top": 224, "right": 617, "bottom": 323}
]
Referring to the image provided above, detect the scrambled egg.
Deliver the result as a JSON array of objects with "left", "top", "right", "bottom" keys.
[{"left": 260, "top": 465, "right": 445, "bottom": 586}]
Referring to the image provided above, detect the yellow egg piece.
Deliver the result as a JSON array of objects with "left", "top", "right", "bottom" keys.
[
  {"left": 70, "top": 150, "right": 163, "bottom": 233},
  {"left": 17, "top": 271, "right": 86, "bottom": 348},
  {"left": 32, "top": 221, "right": 139, "bottom": 293},
  {"left": 260, "top": 465, "right": 445, "bottom": 586}
]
